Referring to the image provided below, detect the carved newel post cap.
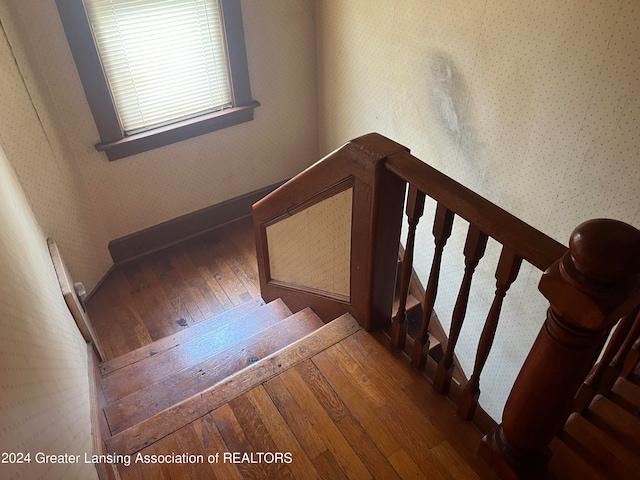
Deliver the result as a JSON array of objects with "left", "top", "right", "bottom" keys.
[{"left": 568, "top": 218, "right": 640, "bottom": 285}]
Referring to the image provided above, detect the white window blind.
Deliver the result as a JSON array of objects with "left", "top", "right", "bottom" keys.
[{"left": 85, "top": 0, "right": 232, "bottom": 135}]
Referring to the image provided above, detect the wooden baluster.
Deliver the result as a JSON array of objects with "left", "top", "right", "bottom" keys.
[
  {"left": 410, "top": 204, "right": 454, "bottom": 369},
  {"left": 391, "top": 185, "right": 425, "bottom": 349},
  {"left": 573, "top": 305, "right": 640, "bottom": 413},
  {"left": 599, "top": 306, "right": 640, "bottom": 389},
  {"left": 434, "top": 224, "right": 488, "bottom": 394},
  {"left": 621, "top": 330, "right": 640, "bottom": 378},
  {"left": 458, "top": 247, "right": 522, "bottom": 420},
  {"left": 479, "top": 219, "right": 640, "bottom": 479}
]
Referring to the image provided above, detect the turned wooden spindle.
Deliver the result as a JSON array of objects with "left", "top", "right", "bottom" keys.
[
  {"left": 434, "top": 224, "right": 488, "bottom": 393},
  {"left": 604, "top": 307, "right": 640, "bottom": 384},
  {"left": 410, "top": 204, "right": 454, "bottom": 369},
  {"left": 458, "top": 247, "right": 522, "bottom": 420},
  {"left": 621, "top": 331, "right": 640, "bottom": 378},
  {"left": 574, "top": 305, "right": 640, "bottom": 412},
  {"left": 479, "top": 218, "right": 640, "bottom": 479},
  {"left": 391, "top": 185, "right": 425, "bottom": 349}
]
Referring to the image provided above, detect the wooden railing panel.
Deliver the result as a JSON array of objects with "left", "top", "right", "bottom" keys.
[{"left": 253, "top": 133, "right": 408, "bottom": 327}]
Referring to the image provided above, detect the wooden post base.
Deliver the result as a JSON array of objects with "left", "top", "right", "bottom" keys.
[{"left": 479, "top": 426, "right": 551, "bottom": 480}]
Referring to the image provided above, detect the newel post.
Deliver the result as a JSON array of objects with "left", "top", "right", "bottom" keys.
[{"left": 479, "top": 219, "right": 640, "bottom": 479}]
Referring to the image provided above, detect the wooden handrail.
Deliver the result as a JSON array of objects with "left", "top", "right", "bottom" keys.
[
  {"left": 254, "top": 133, "right": 640, "bottom": 479},
  {"left": 386, "top": 151, "right": 566, "bottom": 271}
]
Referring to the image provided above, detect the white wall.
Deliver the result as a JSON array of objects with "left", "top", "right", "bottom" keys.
[
  {"left": 0, "top": 0, "right": 319, "bottom": 291},
  {"left": 317, "top": 0, "right": 640, "bottom": 420},
  {"left": 0, "top": 143, "right": 97, "bottom": 479}
]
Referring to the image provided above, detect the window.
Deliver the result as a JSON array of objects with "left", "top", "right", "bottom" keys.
[{"left": 56, "top": 0, "right": 259, "bottom": 161}]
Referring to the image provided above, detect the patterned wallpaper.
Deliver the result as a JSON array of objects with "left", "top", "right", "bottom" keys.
[
  {"left": 0, "top": 145, "right": 97, "bottom": 480},
  {"left": 0, "top": 0, "right": 319, "bottom": 293},
  {"left": 267, "top": 188, "right": 352, "bottom": 296},
  {"left": 0, "top": 2, "right": 112, "bottom": 291},
  {"left": 317, "top": 0, "right": 640, "bottom": 420}
]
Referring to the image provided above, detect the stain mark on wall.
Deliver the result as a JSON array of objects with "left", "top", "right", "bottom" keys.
[{"left": 428, "top": 52, "right": 479, "bottom": 161}]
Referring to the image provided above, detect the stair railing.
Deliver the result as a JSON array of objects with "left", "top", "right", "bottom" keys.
[{"left": 253, "top": 133, "right": 640, "bottom": 478}]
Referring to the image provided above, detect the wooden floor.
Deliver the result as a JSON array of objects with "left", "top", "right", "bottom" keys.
[
  {"left": 88, "top": 216, "right": 260, "bottom": 361},
  {"left": 88, "top": 217, "right": 496, "bottom": 480}
]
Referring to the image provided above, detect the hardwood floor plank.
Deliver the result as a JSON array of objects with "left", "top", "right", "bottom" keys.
[
  {"left": 228, "top": 395, "right": 295, "bottom": 480},
  {"left": 294, "top": 360, "right": 349, "bottom": 422},
  {"left": 430, "top": 440, "right": 483, "bottom": 480},
  {"left": 212, "top": 404, "right": 271, "bottom": 480},
  {"left": 88, "top": 218, "right": 264, "bottom": 360},
  {"left": 263, "top": 376, "right": 328, "bottom": 460},
  {"left": 312, "top": 450, "right": 349, "bottom": 480},
  {"left": 343, "top": 332, "right": 495, "bottom": 478},
  {"left": 337, "top": 414, "right": 402, "bottom": 480},
  {"left": 278, "top": 367, "right": 373, "bottom": 480},
  {"left": 245, "top": 386, "right": 319, "bottom": 480},
  {"left": 193, "top": 414, "right": 243, "bottom": 480},
  {"left": 388, "top": 448, "right": 429, "bottom": 480},
  {"left": 312, "top": 347, "right": 401, "bottom": 458}
]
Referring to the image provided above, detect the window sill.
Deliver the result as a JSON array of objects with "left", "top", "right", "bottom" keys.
[{"left": 96, "top": 101, "right": 260, "bottom": 161}]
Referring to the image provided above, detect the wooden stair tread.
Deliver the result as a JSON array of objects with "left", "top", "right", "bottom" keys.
[
  {"left": 548, "top": 436, "right": 608, "bottom": 480},
  {"left": 105, "top": 313, "right": 361, "bottom": 455},
  {"left": 610, "top": 377, "right": 640, "bottom": 415},
  {"left": 584, "top": 394, "right": 640, "bottom": 445},
  {"left": 558, "top": 412, "right": 640, "bottom": 479},
  {"left": 100, "top": 297, "right": 265, "bottom": 375},
  {"left": 105, "top": 307, "right": 323, "bottom": 434},
  {"left": 102, "top": 298, "right": 290, "bottom": 402}
]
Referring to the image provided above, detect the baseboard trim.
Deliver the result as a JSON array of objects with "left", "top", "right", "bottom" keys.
[
  {"left": 108, "top": 181, "right": 285, "bottom": 264},
  {"left": 86, "top": 264, "right": 115, "bottom": 304}
]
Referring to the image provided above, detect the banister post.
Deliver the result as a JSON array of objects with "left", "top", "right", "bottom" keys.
[{"left": 479, "top": 219, "right": 640, "bottom": 479}]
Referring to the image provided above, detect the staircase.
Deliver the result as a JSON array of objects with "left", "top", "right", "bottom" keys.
[
  {"left": 548, "top": 367, "right": 640, "bottom": 479},
  {"left": 90, "top": 133, "right": 639, "bottom": 479},
  {"left": 250, "top": 133, "right": 640, "bottom": 480},
  {"left": 98, "top": 297, "right": 329, "bottom": 447}
]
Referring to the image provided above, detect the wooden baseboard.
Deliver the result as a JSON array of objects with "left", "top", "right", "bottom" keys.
[{"left": 108, "top": 181, "right": 285, "bottom": 264}]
